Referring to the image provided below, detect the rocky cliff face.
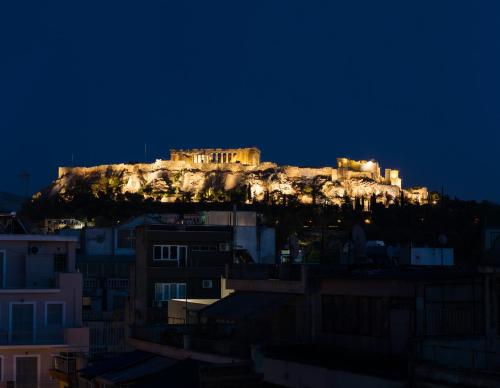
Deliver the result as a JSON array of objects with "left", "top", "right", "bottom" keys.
[{"left": 47, "top": 160, "right": 427, "bottom": 207}]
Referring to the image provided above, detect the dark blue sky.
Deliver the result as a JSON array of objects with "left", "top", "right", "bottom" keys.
[{"left": 1, "top": 1, "right": 499, "bottom": 201}]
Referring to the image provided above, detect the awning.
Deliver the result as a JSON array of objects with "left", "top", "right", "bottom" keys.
[{"left": 200, "top": 291, "right": 297, "bottom": 320}]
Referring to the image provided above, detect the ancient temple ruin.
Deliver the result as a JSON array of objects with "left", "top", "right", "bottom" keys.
[
  {"left": 55, "top": 146, "right": 428, "bottom": 206},
  {"left": 170, "top": 147, "right": 260, "bottom": 166}
]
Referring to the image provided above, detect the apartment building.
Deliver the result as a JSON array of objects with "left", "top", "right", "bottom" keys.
[{"left": 0, "top": 234, "right": 88, "bottom": 388}]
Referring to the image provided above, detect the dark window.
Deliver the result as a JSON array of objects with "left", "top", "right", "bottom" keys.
[
  {"left": 153, "top": 245, "right": 187, "bottom": 263},
  {"left": 170, "top": 246, "right": 178, "bottom": 260},
  {"left": 12, "top": 304, "right": 34, "bottom": 342},
  {"left": 154, "top": 283, "right": 187, "bottom": 304},
  {"left": 154, "top": 246, "right": 162, "bottom": 260},
  {"left": 47, "top": 303, "right": 64, "bottom": 326},
  {"left": 162, "top": 246, "right": 169, "bottom": 259}
]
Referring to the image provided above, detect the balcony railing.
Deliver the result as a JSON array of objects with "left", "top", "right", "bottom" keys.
[
  {"left": 0, "top": 328, "right": 64, "bottom": 345},
  {"left": 130, "top": 324, "right": 250, "bottom": 358},
  {"left": 227, "top": 264, "right": 302, "bottom": 281},
  {"left": 106, "top": 278, "right": 129, "bottom": 289},
  {"left": 0, "top": 327, "right": 88, "bottom": 347},
  {"left": 0, "top": 272, "right": 80, "bottom": 290}
]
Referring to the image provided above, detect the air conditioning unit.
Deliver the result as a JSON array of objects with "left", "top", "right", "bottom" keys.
[
  {"left": 202, "top": 279, "right": 213, "bottom": 289},
  {"left": 28, "top": 245, "right": 40, "bottom": 254},
  {"left": 219, "top": 243, "right": 231, "bottom": 252}
]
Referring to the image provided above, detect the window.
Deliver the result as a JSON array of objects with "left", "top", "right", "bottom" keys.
[
  {"left": 192, "top": 245, "right": 217, "bottom": 252},
  {"left": 153, "top": 245, "right": 187, "bottom": 263},
  {"left": 46, "top": 303, "right": 64, "bottom": 326},
  {"left": 154, "top": 283, "right": 186, "bottom": 304},
  {"left": 15, "top": 356, "right": 38, "bottom": 388},
  {"left": 202, "top": 280, "right": 213, "bottom": 289},
  {"left": 53, "top": 254, "right": 67, "bottom": 272},
  {"left": 117, "top": 229, "right": 136, "bottom": 249},
  {"left": 10, "top": 303, "right": 35, "bottom": 342}
]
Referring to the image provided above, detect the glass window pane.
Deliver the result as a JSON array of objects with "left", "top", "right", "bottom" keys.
[
  {"left": 179, "top": 246, "right": 187, "bottom": 261},
  {"left": 162, "top": 246, "right": 169, "bottom": 260},
  {"left": 154, "top": 283, "right": 163, "bottom": 301},
  {"left": 154, "top": 246, "right": 162, "bottom": 260},
  {"left": 178, "top": 284, "right": 186, "bottom": 299},
  {"left": 170, "top": 246, "right": 178, "bottom": 260},
  {"left": 168, "top": 284, "right": 176, "bottom": 299}
]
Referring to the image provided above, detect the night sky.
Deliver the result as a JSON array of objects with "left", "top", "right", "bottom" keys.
[{"left": 1, "top": 1, "right": 499, "bottom": 201}]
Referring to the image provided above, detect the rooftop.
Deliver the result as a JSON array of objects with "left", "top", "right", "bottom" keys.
[{"left": 0, "top": 234, "right": 78, "bottom": 242}]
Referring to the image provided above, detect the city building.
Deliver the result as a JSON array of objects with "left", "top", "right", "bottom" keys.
[
  {"left": 0, "top": 234, "right": 88, "bottom": 388},
  {"left": 129, "top": 260, "right": 500, "bottom": 387},
  {"left": 129, "top": 224, "right": 236, "bottom": 326}
]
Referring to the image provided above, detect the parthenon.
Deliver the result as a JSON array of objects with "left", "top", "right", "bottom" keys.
[{"left": 169, "top": 147, "right": 260, "bottom": 166}]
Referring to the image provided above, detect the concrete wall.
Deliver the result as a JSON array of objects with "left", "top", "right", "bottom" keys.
[
  {"left": 0, "top": 272, "right": 84, "bottom": 339},
  {"left": 0, "top": 348, "right": 60, "bottom": 387},
  {"left": 0, "top": 240, "right": 76, "bottom": 288},
  {"left": 84, "top": 228, "right": 113, "bottom": 256}
]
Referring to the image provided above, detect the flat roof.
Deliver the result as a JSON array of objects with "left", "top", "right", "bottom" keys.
[{"left": 0, "top": 234, "right": 78, "bottom": 242}]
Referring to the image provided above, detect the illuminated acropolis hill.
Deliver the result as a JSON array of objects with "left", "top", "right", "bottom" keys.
[{"left": 55, "top": 147, "right": 427, "bottom": 206}]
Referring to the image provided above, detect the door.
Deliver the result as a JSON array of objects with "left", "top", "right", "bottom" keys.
[
  {"left": 16, "top": 356, "right": 38, "bottom": 388},
  {"left": 11, "top": 303, "right": 34, "bottom": 343}
]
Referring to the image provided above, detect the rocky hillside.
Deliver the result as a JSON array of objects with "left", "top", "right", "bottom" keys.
[{"left": 42, "top": 161, "right": 427, "bottom": 207}]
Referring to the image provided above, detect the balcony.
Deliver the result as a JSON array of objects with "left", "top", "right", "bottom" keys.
[
  {"left": 226, "top": 264, "right": 305, "bottom": 293},
  {"left": 50, "top": 351, "right": 87, "bottom": 385},
  {"left": 0, "top": 272, "right": 81, "bottom": 292},
  {"left": 0, "top": 327, "right": 89, "bottom": 347},
  {"left": 130, "top": 324, "right": 250, "bottom": 359}
]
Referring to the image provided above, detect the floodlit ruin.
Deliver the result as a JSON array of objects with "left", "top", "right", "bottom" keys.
[{"left": 53, "top": 147, "right": 428, "bottom": 207}]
